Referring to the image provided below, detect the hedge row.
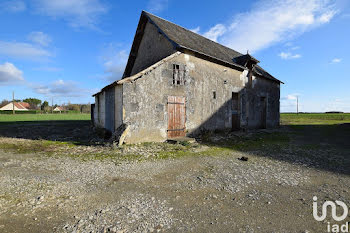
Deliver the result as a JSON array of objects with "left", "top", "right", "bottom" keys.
[
  {"left": 0, "top": 110, "right": 40, "bottom": 114},
  {"left": 0, "top": 110, "right": 83, "bottom": 114}
]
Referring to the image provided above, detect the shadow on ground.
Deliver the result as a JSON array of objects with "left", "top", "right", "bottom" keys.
[
  {"left": 199, "top": 123, "right": 350, "bottom": 176},
  {"left": 0, "top": 120, "right": 349, "bottom": 176},
  {"left": 0, "top": 120, "right": 95, "bottom": 145}
]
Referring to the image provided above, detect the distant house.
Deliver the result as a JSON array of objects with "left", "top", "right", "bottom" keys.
[
  {"left": 53, "top": 106, "right": 65, "bottom": 112},
  {"left": 0, "top": 102, "right": 30, "bottom": 111}
]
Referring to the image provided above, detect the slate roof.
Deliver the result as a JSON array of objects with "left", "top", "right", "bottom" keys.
[{"left": 143, "top": 11, "right": 282, "bottom": 83}]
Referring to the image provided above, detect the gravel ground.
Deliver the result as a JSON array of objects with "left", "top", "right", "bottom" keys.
[
  {"left": 1, "top": 145, "right": 349, "bottom": 232},
  {"left": 0, "top": 124, "right": 350, "bottom": 232}
]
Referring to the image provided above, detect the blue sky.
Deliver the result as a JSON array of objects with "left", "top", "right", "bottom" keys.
[{"left": 0, "top": 0, "right": 349, "bottom": 112}]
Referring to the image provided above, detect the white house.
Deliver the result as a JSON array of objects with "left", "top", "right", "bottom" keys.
[
  {"left": 0, "top": 102, "right": 30, "bottom": 111},
  {"left": 53, "top": 106, "right": 65, "bottom": 112}
]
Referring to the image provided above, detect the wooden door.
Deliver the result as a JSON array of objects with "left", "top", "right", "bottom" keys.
[
  {"left": 167, "top": 96, "right": 186, "bottom": 138},
  {"left": 232, "top": 92, "right": 240, "bottom": 130}
]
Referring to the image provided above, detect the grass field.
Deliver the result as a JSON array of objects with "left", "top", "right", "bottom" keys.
[
  {"left": 280, "top": 113, "right": 350, "bottom": 125},
  {"left": 0, "top": 113, "right": 91, "bottom": 122},
  {"left": 1, "top": 112, "right": 349, "bottom": 125}
]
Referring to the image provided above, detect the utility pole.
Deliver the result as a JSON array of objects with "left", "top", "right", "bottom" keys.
[
  {"left": 297, "top": 96, "right": 299, "bottom": 114},
  {"left": 12, "top": 91, "right": 15, "bottom": 115}
]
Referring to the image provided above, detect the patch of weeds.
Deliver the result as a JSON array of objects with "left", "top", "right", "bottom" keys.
[
  {"left": 0, "top": 193, "right": 22, "bottom": 204},
  {"left": 139, "top": 142, "right": 154, "bottom": 147},
  {"left": 229, "top": 133, "right": 290, "bottom": 152},
  {"left": 42, "top": 140, "right": 77, "bottom": 148},
  {"left": 0, "top": 142, "right": 48, "bottom": 154},
  {"left": 0, "top": 139, "right": 76, "bottom": 154},
  {"left": 179, "top": 141, "right": 191, "bottom": 147},
  {"left": 156, "top": 150, "right": 195, "bottom": 159},
  {"left": 0, "top": 194, "right": 12, "bottom": 201},
  {"left": 121, "top": 153, "right": 145, "bottom": 162}
]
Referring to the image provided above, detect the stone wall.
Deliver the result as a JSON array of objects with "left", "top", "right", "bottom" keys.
[
  {"left": 247, "top": 76, "right": 280, "bottom": 128},
  {"left": 96, "top": 52, "right": 280, "bottom": 143},
  {"left": 122, "top": 53, "right": 279, "bottom": 144},
  {"left": 130, "top": 21, "right": 176, "bottom": 76},
  {"left": 115, "top": 85, "right": 123, "bottom": 130}
]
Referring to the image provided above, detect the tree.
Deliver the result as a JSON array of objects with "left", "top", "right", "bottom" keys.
[
  {"left": 23, "top": 98, "right": 42, "bottom": 109},
  {"left": 0, "top": 99, "right": 10, "bottom": 108},
  {"left": 80, "top": 104, "right": 91, "bottom": 113},
  {"left": 41, "top": 101, "right": 49, "bottom": 111},
  {"left": 67, "top": 104, "right": 80, "bottom": 112}
]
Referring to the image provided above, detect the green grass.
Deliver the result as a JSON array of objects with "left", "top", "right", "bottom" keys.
[
  {"left": 0, "top": 140, "right": 75, "bottom": 154},
  {"left": 0, "top": 113, "right": 91, "bottom": 122},
  {"left": 281, "top": 113, "right": 350, "bottom": 125}
]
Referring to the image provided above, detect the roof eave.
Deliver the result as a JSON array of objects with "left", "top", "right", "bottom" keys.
[
  {"left": 253, "top": 68, "right": 284, "bottom": 84},
  {"left": 178, "top": 46, "right": 246, "bottom": 72},
  {"left": 93, "top": 52, "right": 182, "bottom": 97}
]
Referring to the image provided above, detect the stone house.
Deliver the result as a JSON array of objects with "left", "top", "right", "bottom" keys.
[{"left": 93, "top": 11, "right": 283, "bottom": 144}]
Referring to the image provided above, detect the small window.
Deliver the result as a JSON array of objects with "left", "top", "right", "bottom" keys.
[
  {"left": 213, "top": 91, "right": 216, "bottom": 99},
  {"left": 172, "top": 64, "right": 185, "bottom": 86}
]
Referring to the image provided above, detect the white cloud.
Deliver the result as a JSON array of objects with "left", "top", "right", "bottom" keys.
[
  {"left": 206, "top": 0, "right": 338, "bottom": 53},
  {"left": 324, "top": 98, "right": 350, "bottom": 112},
  {"left": 0, "top": 41, "right": 51, "bottom": 60},
  {"left": 0, "top": 62, "right": 24, "bottom": 85},
  {"left": 32, "top": 0, "right": 107, "bottom": 29},
  {"left": 279, "top": 52, "right": 301, "bottom": 59},
  {"left": 318, "top": 10, "right": 337, "bottom": 23},
  {"left": 100, "top": 44, "right": 129, "bottom": 82},
  {"left": 281, "top": 95, "right": 350, "bottom": 113},
  {"left": 203, "top": 24, "right": 227, "bottom": 42},
  {"left": 190, "top": 27, "right": 201, "bottom": 34},
  {"left": 33, "top": 66, "right": 62, "bottom": 72},
  {"left": 32, "top": 84, "right": 50, "bottom": 95},
  {"left": 331, "top": 58, "right": 342, "bottom": 63},
  {"left": 32, "top": 79, "right": 92, "bottom": 97},
  {"left": 1, "top": 0, "right": 26, "bottom": 13},
  {"left": 27, "top": 32, "right": 52, "bottom": 47},
  {"left": 281, "top": 93, "right": 301, "bottom": 112},
  {"left": 286, "top": 94, "right": 299, "bottom": 100},
  {"left": 147, "top": 0, "right": 169, "bottom": 13}
]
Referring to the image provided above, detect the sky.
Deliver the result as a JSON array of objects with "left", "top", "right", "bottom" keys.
[{"left": 0, "top": 0, "right": 349, "bottom": 112}]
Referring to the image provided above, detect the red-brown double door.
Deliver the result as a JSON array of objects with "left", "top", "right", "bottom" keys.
[{"left": 167, "top": 96, "right": 186, "bottom": 138}]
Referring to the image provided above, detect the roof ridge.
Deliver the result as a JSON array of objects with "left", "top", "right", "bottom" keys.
[
  {"left": 142, "top": 10, "right": 244, "bottom": 58},
  {"left": 138, "top": 11, "right": 281, "bottom": 83}
]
